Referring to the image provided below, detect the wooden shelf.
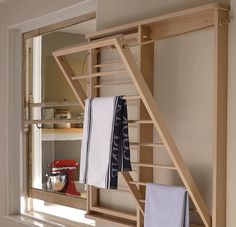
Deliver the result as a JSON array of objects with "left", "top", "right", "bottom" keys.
[
  {"left": 29, "top": 188, "right": 86, "bottom": 210},
  {"left": 85, "top": 212, "right": 136, "bottom": 227},
  {"left": 42, "top": 128, "right": 83, "bottom": 141}
]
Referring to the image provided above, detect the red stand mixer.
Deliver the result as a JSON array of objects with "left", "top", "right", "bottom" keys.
[{"left": 46, "top": 160, "right": 81, "bottom": 196}]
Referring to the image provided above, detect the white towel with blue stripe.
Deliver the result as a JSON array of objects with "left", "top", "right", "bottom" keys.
[
  {"left": 144, "top": 183, "right": 189, "bottom": 227},
  {"left": 79, "top": 96, "right": 132, "bottom": 189}
]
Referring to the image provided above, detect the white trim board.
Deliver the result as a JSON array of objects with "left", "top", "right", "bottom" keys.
[{"left": 9, "top": 0, "right": 96, "bottom": 32}]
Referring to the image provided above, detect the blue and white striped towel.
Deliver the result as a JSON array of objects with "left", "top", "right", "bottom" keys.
[{"left": 79, "top": 96, "right": 132, "bottom": 189}]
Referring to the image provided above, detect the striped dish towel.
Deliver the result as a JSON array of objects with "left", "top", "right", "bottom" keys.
[{"left": 79, "top": 96, "right": 132, "bottom": 189}]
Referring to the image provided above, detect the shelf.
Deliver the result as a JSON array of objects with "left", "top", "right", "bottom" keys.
[
  {"left": 85, "top": 212, "right": 136, "bottom": 227},
  {"left": 29, "top": 188, "right": 86, "bottom": 210},
  {"left": 42, "top": 128, "right": 83, "bottom": 141}
]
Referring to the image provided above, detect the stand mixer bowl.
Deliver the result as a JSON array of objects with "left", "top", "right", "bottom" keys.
[{"left": 46, "top": 173, "right": 67, "bottom": 192}]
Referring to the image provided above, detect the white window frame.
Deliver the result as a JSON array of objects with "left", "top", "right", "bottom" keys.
[{"left": 6, "top": 1, "right": 96, "bottom": 226}]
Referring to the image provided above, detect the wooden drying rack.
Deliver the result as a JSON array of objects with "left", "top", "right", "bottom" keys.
[{"left": 26, "top": 3, "right": 229, "bottom": 227}]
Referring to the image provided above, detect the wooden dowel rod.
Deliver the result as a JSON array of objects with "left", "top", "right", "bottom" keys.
[
  {"left": 93, "top": 60, "right": 123, "bottom": 68},
  {"left": 129, "top": 142, "right": 164, "bottom": 148},
  {"left": 129, "top": 181, "right": 147, "bottom": 186},
  {"left": 72, "top": 69, "right": 127, "bottom": 80},
  {"left": 128, "top": 120, "right": 152, "bottom": 124},
  {"left": 29, "top": 95, "right": 139, "bottom": 108},
  {"left": 24, "top": 119, "right": 83, "bottom": 125},
  {"left": 131, "top": 162, "right": 176, "bottom": 170},
  {"left": 91, "top": 34, "right": 151, "bottom": 49},
  {"left": 125, "top": 40, "right": 154, "bottom": 48},
  {"left": 123, "top": 95, "right": 140, "bottom": 100},
  {"left": 29, "top": 101, "right": 80, "bottom": 108},
  {"left": 93, "top": 80, "right": 132, "bottom": 88},
  {"left": 93, "top": 58, "right": 138, "bottom": 68}
]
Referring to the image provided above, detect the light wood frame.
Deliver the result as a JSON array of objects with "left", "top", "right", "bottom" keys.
[
  {"left": 27, "top": 3, "right": 228, "bottom": 227},
  {"left": 23, "top": 12, "right": 96, "bottom": 212}
]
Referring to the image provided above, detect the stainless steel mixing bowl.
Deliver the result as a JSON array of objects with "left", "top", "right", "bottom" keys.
[{"left": 46, "top": 173, "right": 67, "bottom": 192}]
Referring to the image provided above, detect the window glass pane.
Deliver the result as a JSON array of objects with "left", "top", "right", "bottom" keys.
[{"left": 25, "top": 19, "right": 96, "bottom": 206}]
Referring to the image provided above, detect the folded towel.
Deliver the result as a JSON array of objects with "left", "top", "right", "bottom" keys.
[
  {"left": 79, "top": 96, "right": 132, "bottom": 189},
  {"left": 144, "top": 184, "right": 189, "bottom": 227}
]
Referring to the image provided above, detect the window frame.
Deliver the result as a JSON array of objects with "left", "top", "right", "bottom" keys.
[
  {"left": 24, "top": 14, "right": 95, "bottom": 212},
  {"left": 6, "top": 1, "right": 96, "bottom": 225}
]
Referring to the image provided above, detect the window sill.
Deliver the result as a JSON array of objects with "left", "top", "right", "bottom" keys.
[
  {"left": 6, "top": 210, "right": 95, "bottom": 227},
  {"left": 5, "top": 214, "right": 60, "bottom": 227}
]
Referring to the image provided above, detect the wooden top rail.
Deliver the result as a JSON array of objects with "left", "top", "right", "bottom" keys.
[{"left": 86, "top": 3, "right": 229, "bottom": 40}]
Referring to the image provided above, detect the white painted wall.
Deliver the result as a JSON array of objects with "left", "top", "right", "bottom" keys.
[{"left": 97, "top": 0, "right": 236, "bottom": 227}]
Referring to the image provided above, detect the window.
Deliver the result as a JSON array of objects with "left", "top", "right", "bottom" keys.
[{"left": 23, "top": 16, "right": 96, "bottom": 223}]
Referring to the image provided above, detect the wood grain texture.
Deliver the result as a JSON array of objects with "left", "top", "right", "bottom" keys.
[
  {"left": 87, "top": 46, "right": 99, "bottom": 212},
  {"left": 150, "top": 9, "right": 214, "bottom": 40},
  {"left": 137, "top": 25, "right": 154, "bottom": 227},
  {"left": 212, "top": 9, "right": 228, "bottom": 227}
]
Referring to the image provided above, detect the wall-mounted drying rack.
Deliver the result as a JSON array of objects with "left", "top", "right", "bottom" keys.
[{"left": 50, "top": 3, "right": 229, "bottom": 227}]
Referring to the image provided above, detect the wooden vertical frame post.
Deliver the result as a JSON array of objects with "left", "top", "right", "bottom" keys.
[
  {"left": 137, "top": 25, "right": 154, "bottom": 227},
  {"left": 87, "top": 46, "right": 100, "bottom": 212},
  {"left": 23, "top": 38, "right": 33, "bottom": 211},
  {"left": 212, "top": 8, "right": 228, "bottom": 227}
]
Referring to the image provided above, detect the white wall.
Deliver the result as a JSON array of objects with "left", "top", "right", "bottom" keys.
[{"left": 97, "top": 0, "right": 236, "bottom": 227}]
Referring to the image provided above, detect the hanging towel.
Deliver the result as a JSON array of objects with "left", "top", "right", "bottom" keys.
[
  {"left": 144, "top": 183, "right": 189, "bottom": 227},
  {"left": 79, "top": 96, "right": 132, "bottom": 189}
]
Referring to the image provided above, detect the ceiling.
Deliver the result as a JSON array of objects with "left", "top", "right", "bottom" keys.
[{"left": 0, "top": 0, "right": 7, "bottom": 3}]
